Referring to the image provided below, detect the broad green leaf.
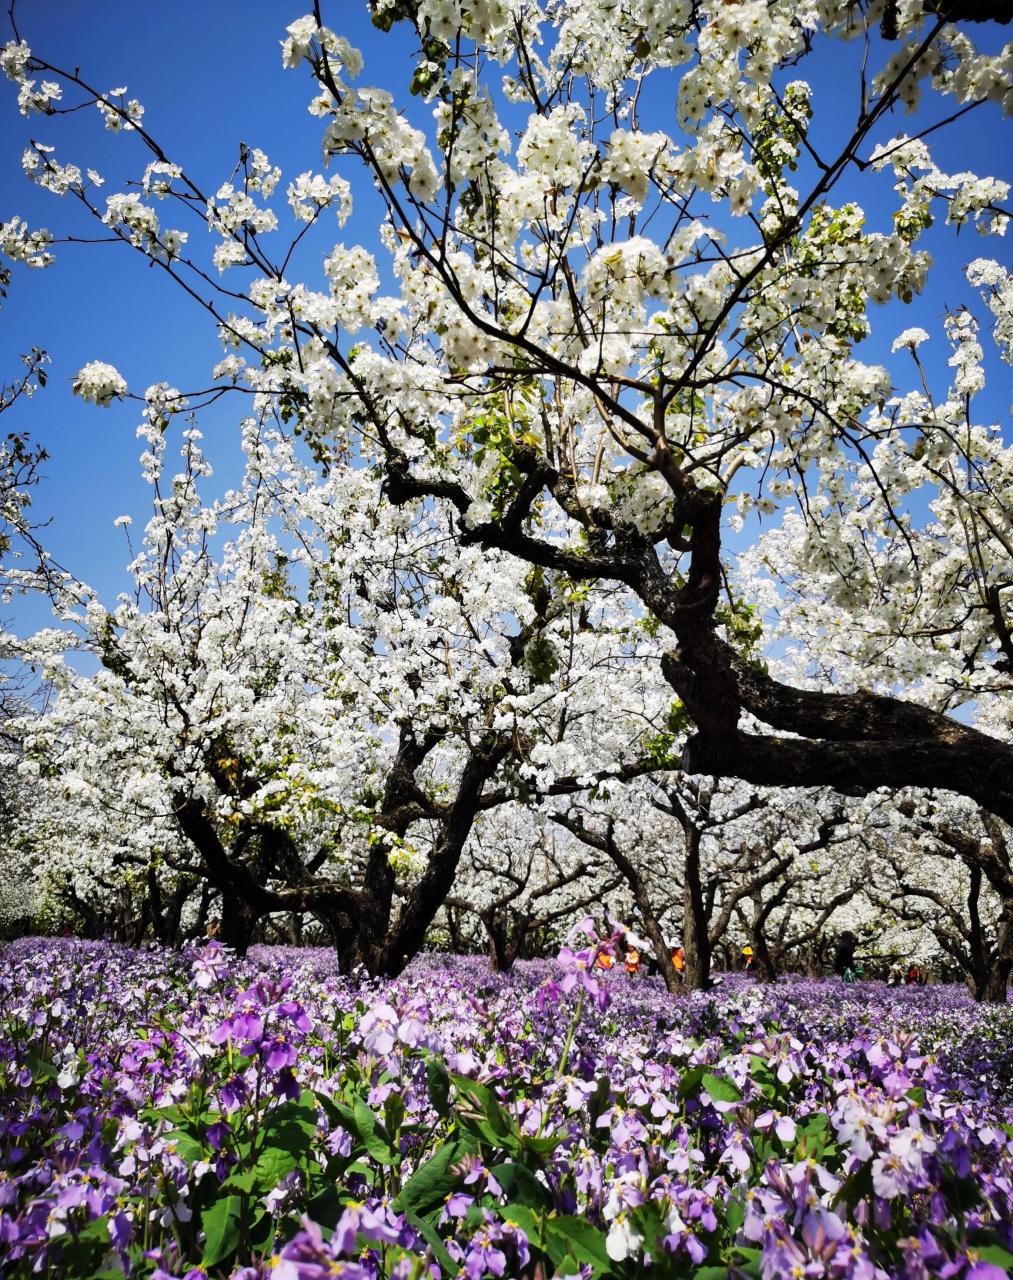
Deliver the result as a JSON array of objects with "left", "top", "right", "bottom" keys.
[
  {"left": 163, "top": 1128, "right": 206, "bottom": 1164},
  {"left": 725, "top": 1195, "right": 745, "bottom": 1236},
  {"left": 55, "top": 1216, "right": 111, "bottom": 1274},
  {"left": 223, "top": 1169, "right": 257, "bottom": 1194},
  {"left": 395, "top": 1139, "right": 472, "bottom": 1217},
  {"left": 258, "top": 1097, "right": 318, "bottom": 1160},
  {"left": 201, "top": 1194, "right": 243, "bottom": 1268},
  {"left": 453, "top": 1076, "right": 513, "bottom": 1139},
  {"left": 451, "top": 1076, "right": 521, "bottom": 1155},
  {"left": 26, "top": 1050, "right": 59, "bottom": 1081},
  {"left": 425, "top": 1055, "right": 451, "bottom": 1117},
  {"left": 677, "top": 1064, "right": 707, "bottom": 1099},
  {"left": 520, "top": 1132, "right": 567, "bottom": 1156},
  {"left": 353, "top": 1096, "right": 396, "bottom": 1166},
  {"left": 384, "top": 1090, "right": 405, "bottom": 1139},
  {"left": 490, "top": 1160, "right": 552, "bottom": 1208},
  {"left": 547, "top": 1216, "right": 611, "bottom": 1271},
  {"left": 495, "top": 1203, "right": 552, "bottom": 1257},
  {"left": 586, "top": 1075, "right": 611, "bottom": 1127},
  {"left": 976, "top": 1242, "right": 1013, "bottom": 1272},
  {"left": 702, "top": 1072, "right": 742, "bottom": 1104},
  {"left": 729, "top": 1245, "right": 763, "bottom": 1278},
  {"left": 405, "top": 1210, "right": 458, "bottom": 1274}
]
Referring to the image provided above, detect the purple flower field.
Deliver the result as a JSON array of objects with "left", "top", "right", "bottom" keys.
[{"left": 1, "top": 936, "right": 1012, "bottom": 1280}]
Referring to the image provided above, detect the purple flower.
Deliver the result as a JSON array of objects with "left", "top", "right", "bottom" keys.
[
  {"left": 210, "top": 1010, "right": 264, "bottom": 1049},
  {"left": 279, "top": 1000, "right": 313, "bottom": 1033},
  {"left": 965, "top": 1264, "right": 1010, "bottom": 1280},
  {"left": 463, "top": 1228, "right": 507, "bottom": 1278},
  {"left": 439, "top": 1191, "right": 474, "bottom": 1222},
  {"left": 275, "top": 1216, "right": 372, "bottom": 1280},
  {"left": 265, "top": 1034, "right": 298, "bottom": 1072}
]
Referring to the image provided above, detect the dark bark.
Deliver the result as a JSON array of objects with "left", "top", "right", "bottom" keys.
[
  {"left": 665, "top": 638, "right": 1013, "bottom": 827},
  {"left": 551, "top": 811, "right": 682, "bottom": 992},
  {"left": 449, "top": 858, "right": 615, "bottom": 970},
  {"left": 929, "top": 814, "right": 1013, "bottom": 1003},
  {"left": 385, "top": 429, "right": 1013, "bottom": 825},
  {"left": 681, "top": 827, "right": 711, "bottom": 990},
  {"left": 981, "top": 910, "right": 1012, "bottom": 1002},
  {"left": 749, "top": 889, "right": 787, "bottom": 982},
  {"left": 481, "top": 906, "right": 528, "bottom": 971},
  {"left": 218, "top": 897, "right": 259, "bottom": 956},
  {"left": 376, "top": 734, "right": 511, "bottom": 975}
]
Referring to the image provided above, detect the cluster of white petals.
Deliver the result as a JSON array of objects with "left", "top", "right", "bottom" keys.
[{"left": 71, "top": 360, "right": 128, "bottom": 406}]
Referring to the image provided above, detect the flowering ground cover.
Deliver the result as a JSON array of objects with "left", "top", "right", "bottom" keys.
[{"left": 1, "top": 935, "right": 1012, "bottom": 1280}]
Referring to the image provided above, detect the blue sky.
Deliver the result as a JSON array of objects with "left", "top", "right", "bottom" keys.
[{"left": 2, "top": 1, "right": 1010, "bottom": 642}]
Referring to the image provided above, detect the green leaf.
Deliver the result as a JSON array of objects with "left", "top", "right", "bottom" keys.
[
  {"left": 677, "top": 1064, "right": 707, "bottom": 1099},
  {"left": 702, "top": 1072, "right": 742, "bottom": 1104},
  {"left": 25, "top": 1049, "right": 59, "bottom": 1081},
  {"left": 729, "top": 1245, "right": 763, "bottom": 1278},
  {"left": 586, "top": 1075, "right": 611, "bottom": 1127},
  {"left": 520, "top": 1132, "right": 567, "bottom": 1156},
  {"left": 747, "top": 1054, "right": 777, "bottom": 1099},
  {"left": 307, "top": 1183, "right": 344, "bottom": 1226},
  {"left": 495, "top": 1204, "right": 551, "bottom": 1256},
  {"left": 353, "top": 1097, "right": 397, "bottom": 1166},
  {"left": 547, "top": 1216, "right": 611, "bottom": 1271},
  {"left": 454, "top": 1077, "right": 512, "bottom": 1137},
  {"left": 404, "top": 1210, "right": 458, "bottom": 1275},
  {"left": 245, "top": 1103, "right": 318, "bottom": 1196},
  {"left": 223, "top": 1169, "right": 257, "bottom": 1194},
  {"left": 384, "top": 1090, "right": 405, "bottom": 1140},
  {"left": 490, "top": 1161, "right": 552, "bottom": 1208},
  {"left": 201, "top": 1194, "right": 243, "bottom": 1268},
  {"left": 796, "top": 1113, "right": 832, "bottom": 1161},
  {"left": 317, "top": 1092, "right": 357, "bottom": 1134},
  {"left": 394, "top": 1139, "right": 470, "bottom": 1217},
  {"left": 976, "top": 1243, "right": 1013, "bottom": 1272},
  {"left": 835, "top": 1164, "right": 873, "bottom": 1212},
  {"left": 425, "top": 1055, "right": 451, "bottom": 1117},
  {"left": 163, "top": 1127, "right": 207, "bottom": 1164},
  {"left": 142, "top": 1102, "right": 190, "bottom": 1127},
  {"left": 55, "top": 1216, "right": 111, "bottom": 1274},
  {"left": 257, "top": 1097, "right": 318, "bottom": 1169},
  {"left": 452, "top": 1076, "right": 520, "bottom": 1154}
]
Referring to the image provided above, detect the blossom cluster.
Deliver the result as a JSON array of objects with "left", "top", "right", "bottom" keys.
[{"left": 70, "top": 360, "right": 128, "bottom": 406}]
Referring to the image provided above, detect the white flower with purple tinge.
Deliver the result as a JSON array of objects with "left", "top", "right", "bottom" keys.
[{"left": 359, "top": 1001, "right": 399, "bottom": 1055}]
